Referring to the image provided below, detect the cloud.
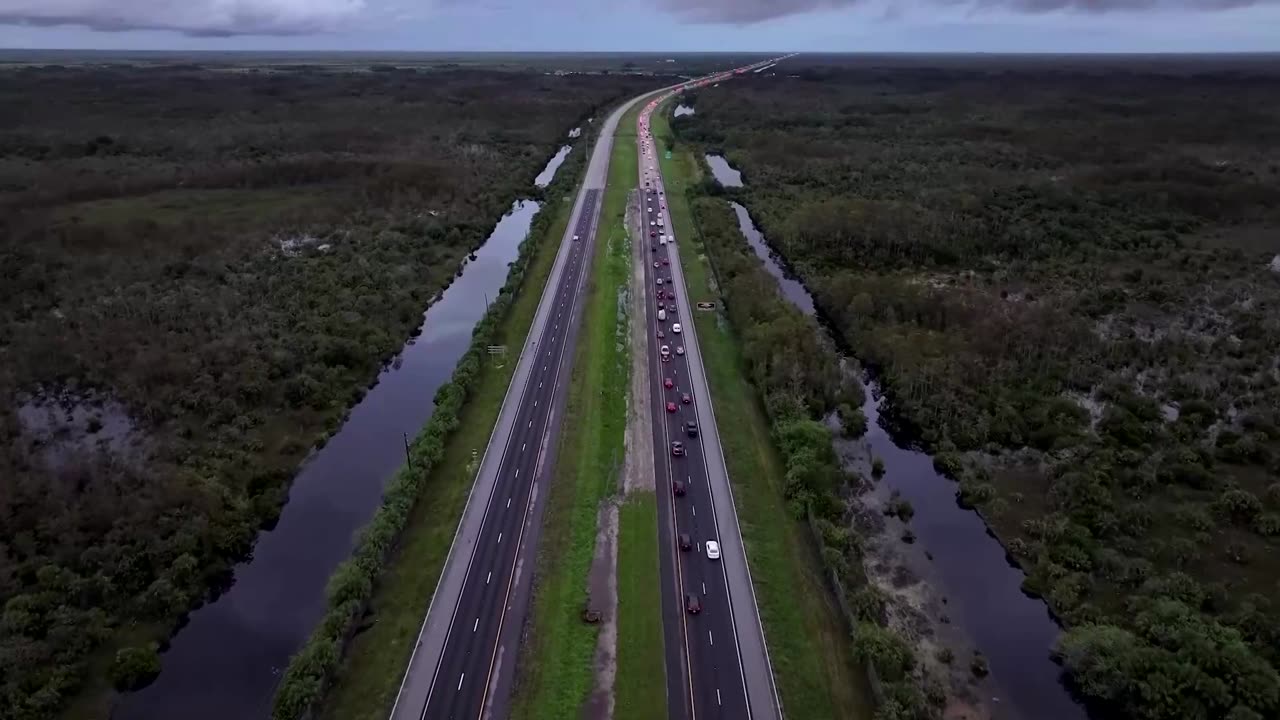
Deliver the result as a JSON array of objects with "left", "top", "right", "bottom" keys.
[
  {"left": 655, "top": 0, "right": 1277, "bottom": 23},
  {"left": 0, "top": 0, "right": 366, "bottom": 36}
]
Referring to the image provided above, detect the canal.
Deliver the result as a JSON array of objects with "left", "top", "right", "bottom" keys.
[
  {"left": 113, "top": 138, "right": 578, "bottom": 719},
  {"left": 728, "top": 198, "right": 1089, "bottom": 720}
]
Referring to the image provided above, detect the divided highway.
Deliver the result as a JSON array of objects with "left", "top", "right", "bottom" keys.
[
  {"left": 388, "top": 65, "right": 765, "bottom": 720},
  {"left": 636, "top": 62, "right": 786, "bottom": 720}
]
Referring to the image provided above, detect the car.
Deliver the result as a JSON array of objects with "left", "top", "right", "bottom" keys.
[
  {"left": 656, "top": 278, "right": 664, "bottom": 286},
  {"left": 649, "top": 230, "right": 656, "bottom": 237},
  {"left": 676, "top": 345, "right": 685, "bottom": 356},
  {"left": 650, "top": 221, "right": 655, "bottom": 227},
  {"left": 671, "top": 441, "right": 685, "bottom": 456},
  {"left": 673, "top": 480, "right": 686, "bottom": 496},
  {"left": 653, "top": 261, "right": 660, "bottom": 268},
  {"left": 657, "top": 301, "right": 665, "bottom": 310},
  {"left": 651, "top": 245, "right": 657, "bottom": 252},
  {"left": 666, "top": 401, "right": 677, "bottom": 413},
  {"left": 678, "top": 533, "right": 692, "bottom": 551},
  {"left": 672, "top": 323, "right": 682, "bottom": 334},
  {"left": 681, "top": 393, "right": 691, "bottom": 404},
  {"left": 662, "top": 258, "right": 670, "bottom": 266},
  {"left": 660, "top": 344, "right": 670, "bottom": 359},
  {"left": 685, "top": 593, "right": 702, "bottom": 615},
  {"left": 664, "top": 377, "right": 674, "bottom": 389},
  {"left": 656, "top": 289, "right": 664, "bottom": 299},
  {"left": 686, "top": 420, "right": 699, "bottom": 437},
  {"left": 706, "top": 540, "right": 721, "bottom": 560},
  {"left": 657, "top": 329, "right": 665, "bottom": 339},
  {"left": 573, "top": 234, "right": 580, "bottom": 241}
]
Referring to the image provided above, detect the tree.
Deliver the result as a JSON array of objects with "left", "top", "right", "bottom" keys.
[{"left": 110, "top": 644, "right": 161, "bottom": 690}]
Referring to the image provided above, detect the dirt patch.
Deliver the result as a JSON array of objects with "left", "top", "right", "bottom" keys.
[
  {"left": 585, "top": 190, "right": 652, "bottom": 720},
  {"left": 583, "top": 501, "right": 620, "bottom": 720},
  {"left": 622, "top": 189, "right": 656, "bottom": 494}
]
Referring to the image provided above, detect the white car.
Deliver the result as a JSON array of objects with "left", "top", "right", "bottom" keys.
[
  {"left": 706, "top": 540, "right": 721, "bottom": 560},
  {"left": 676, "top": 346, "right": 685, "bottom": 356},
  {"left": 672, "top": 323, "right": 682, "bottom": 334},
  {"left": 650, "top": 220, "right": 655, "bottom": 226}
]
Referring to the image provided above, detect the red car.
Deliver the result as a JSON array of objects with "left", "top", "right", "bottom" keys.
[
  {"left": 662, "top": 258, "right": 670, "bottom": 266},
  {"left": 681, "top": 393, "right": 691, "bottom": 404},
  {"left": 650, "top": 231, "right": 656, "bottom": 237},
  {"left": 664, "top": 377, "right": 674, "bottom": 389},
  {"left": 666, "top": 401, "right": 677, "bottom": 413}
]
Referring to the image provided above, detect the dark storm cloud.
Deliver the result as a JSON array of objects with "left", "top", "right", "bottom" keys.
[
  {"left": 0, "top": 0, "right": 365, "bottom": 36},
  {"left": 655, "top": 0, "right": 1273, "bottom": 23}
]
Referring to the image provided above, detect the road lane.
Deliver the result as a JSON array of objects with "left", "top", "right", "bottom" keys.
[
  {"left": 389, "top": 67, "right": 766, "bottom": 720},
  {"left": 635, "top": 59, "right": 787, "bottom": 720}
]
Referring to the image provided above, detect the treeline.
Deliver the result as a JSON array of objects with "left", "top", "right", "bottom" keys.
[
  {"left": 0, "top": 64, "right": 651, "bottom": 719},
  {"left": 677, "top": 60, "right": 1280, "bottom": 720},
  {"left": 689, "top": 195, "right": 939, "bottom": 719}
]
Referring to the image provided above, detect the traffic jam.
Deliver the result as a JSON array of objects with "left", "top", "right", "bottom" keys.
[{"left": 638, "top": 78, "right": 733, "bottom": 614}]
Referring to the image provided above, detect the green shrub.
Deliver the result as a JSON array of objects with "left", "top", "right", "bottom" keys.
[{"left": 110, "top": 645, "right": 161, "bottom": 691}]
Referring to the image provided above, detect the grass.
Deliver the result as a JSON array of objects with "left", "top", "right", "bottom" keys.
[
  {"left": 508, "top": 100, "right": 638, "bottom": 720},
  {"left": 317, "top": 178, "right": 578, "bottom": 720},
  {"left": 651, "top": 104, "right": 875, "bottom": 720},
  {"left": 615, "top": 493, "right": 666, "bottom": 720}
]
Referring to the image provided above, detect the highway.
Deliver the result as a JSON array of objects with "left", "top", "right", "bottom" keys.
[
  {"left": 387, "top": 63, "right": 776, "bottom": 720},
  {"left": 635, "top": 60, "right": 787, "bottom": 720}
]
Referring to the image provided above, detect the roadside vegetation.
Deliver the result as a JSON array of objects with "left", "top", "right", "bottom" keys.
[
  {"left": 676, "top": 57, "right": 1280, "bottom": 719},
  {"left": 652, "top": 105, "right": 880, "bottom": 719},
  {"left": 509, "top": 103, "right": 639, "bottom": 719},
  {"left": 0, "top": 63, "right": 652, "bottom": 719}
]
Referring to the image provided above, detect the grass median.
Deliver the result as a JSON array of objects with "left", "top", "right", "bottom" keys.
[
  {"left": 651, "top": 105, "right": 875, "bottom": 720},
  {"left": 614, "top": 493, "right": 665, "bottom": 720},
  {"left": 317, "top": 171, "right": 580, "bottom": 720},
  {"left": 508, "top": 103, "right": 638, "bottom": 720}
]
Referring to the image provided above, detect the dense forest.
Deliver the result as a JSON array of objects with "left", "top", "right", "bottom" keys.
[
  {"left": 0, "top": 63, "right": 652, "bottom": 719},
  {"left": 675, "top": 58, "right": 1280, "bottom": 720}
]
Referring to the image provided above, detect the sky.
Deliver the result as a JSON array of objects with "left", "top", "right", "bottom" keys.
[{"left": 0, "top": 0, "right": 1277, "bottom": 52}]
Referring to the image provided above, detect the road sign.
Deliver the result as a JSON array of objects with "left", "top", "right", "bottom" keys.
[{"left": 664, "top": 151, "right": 672, "bottom": 160}]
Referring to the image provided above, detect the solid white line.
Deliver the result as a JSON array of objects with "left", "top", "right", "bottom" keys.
[{"left": 458, "top": 674, "right": 465, "bottom": 691}]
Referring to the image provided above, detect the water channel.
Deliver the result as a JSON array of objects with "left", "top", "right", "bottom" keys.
[
  {"left": 535, "top": 145, "right": 572, "bottom": 188},
  {"left": 728, "top": 200, "right": 1089, "bottom": 720},
  {"left": 114, "top": 141, "right": 575, "bottom": 719},
  {"left": 704, "top": 153, "right": 742, "bottom": 187}
]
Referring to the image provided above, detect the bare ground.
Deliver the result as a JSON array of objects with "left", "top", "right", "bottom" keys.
[{"left": 584, "top": 189, "right": 653, "bottom": 720}]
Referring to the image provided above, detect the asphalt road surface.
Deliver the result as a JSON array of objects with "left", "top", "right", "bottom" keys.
[
  {"left": 389, "top": 58, "right": 787, "bottom": 720},
  {"left": 636, "top": 65, "right": 785, "bottom": 720}
]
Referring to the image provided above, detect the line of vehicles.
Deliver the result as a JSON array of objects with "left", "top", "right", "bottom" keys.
[{"left": 638, "top": 104, "right": 719, "bottom": 619}]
